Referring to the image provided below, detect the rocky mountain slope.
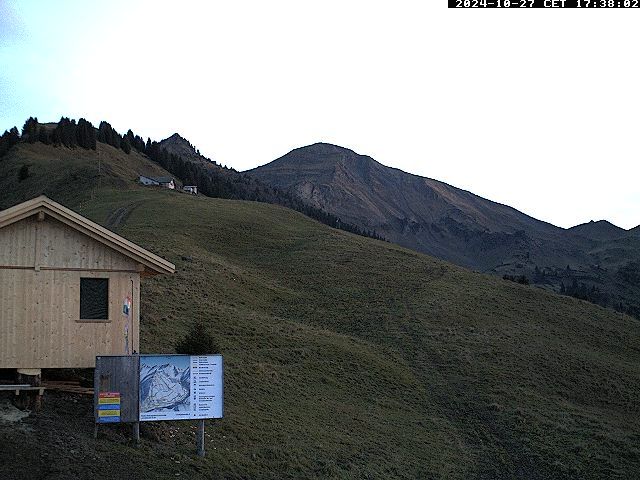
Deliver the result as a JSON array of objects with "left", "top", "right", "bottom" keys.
[
  {"left": 248, "top": 143, "right": 640, "bottom": 316},
  {"left": 159, "top": 133, "right": 208, "bottom": 163}
]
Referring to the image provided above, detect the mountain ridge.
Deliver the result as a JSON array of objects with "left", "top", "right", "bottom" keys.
[
  {"left": 249, "top": 142, "right": 562, "bottom": 232},
  {"left": 252, "top": 142, "right": 635, "bottom": 234},
  {"left": 248, "top": 142, "right": 640, "bottom": 318}
]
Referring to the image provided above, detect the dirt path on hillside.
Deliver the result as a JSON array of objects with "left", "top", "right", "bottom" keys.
[{"left": 105, "top": 202, "right": 141, "bottom": 230}]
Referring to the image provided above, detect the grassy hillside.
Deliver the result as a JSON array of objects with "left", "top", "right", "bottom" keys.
[
  {"left": 0, "top": 142, "right": 177, "bottom": 210},
  {"left": 1, "top": 144, "right": 639, "bottom": 479}
]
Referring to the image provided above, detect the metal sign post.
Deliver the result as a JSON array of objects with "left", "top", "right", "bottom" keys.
[{"left": 197, "top": 419, "right": 205, "bottom": 457}]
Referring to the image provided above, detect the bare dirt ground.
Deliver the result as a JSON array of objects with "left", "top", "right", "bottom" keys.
[{"left": 0, "top": 392, "right": 210, "bottom": 480}]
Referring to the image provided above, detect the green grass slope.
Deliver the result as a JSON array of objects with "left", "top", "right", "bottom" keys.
[
  {"left": 1, "top": 144, "right": 639, "bottom": 479},
  {"left": 83, "top": 190, "right": 640, "bottom": 479},
  {"left": 0, "top": 142, "right": 177, "bottom": 210}
]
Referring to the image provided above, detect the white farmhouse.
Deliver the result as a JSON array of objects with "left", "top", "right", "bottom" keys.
[{"left": 139, "top": 175, "right": 175, "bottom": 189}]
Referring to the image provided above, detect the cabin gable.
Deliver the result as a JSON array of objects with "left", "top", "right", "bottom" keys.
[{"left": 0, "top": 215, "right": 140, "bottom": 271}]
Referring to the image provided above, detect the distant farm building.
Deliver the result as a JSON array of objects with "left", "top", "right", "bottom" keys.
[
  {"left": 0, "top": 196, "right": 175, "bottom": 370},
  {"left": 139, "top": 175, "right": 175, "bottom": 189},
  {"left": 183, "top": 185, "right": 198, "bottom": 195}
]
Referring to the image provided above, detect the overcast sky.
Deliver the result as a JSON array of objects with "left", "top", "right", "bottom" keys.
[{"left": 1, "top": 1, "right": 638, "bottom": 229}]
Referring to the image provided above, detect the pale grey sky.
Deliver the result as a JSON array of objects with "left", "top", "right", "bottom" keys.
[{"left": 1, "top": 1, "right": 638, "bottom": 229}]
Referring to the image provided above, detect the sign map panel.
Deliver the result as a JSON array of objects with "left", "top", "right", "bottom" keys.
[{"left": 139, "top": 355, "right": 223, "bottom": 422}]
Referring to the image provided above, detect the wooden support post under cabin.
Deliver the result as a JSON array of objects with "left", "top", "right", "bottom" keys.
[
  {"left": 16, "top": 368, "right": 42, "bottom": 411},
  {"left": 197, "top": 419, "right": 205, "bottom": 457},
  {"left": 133, "top": 422, "right": 140, "bottom": 445}
]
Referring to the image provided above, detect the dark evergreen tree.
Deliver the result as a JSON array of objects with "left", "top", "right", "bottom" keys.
[
  {"left": 133, "top": 134, "right": 145, "bottom": 152},
  {"left": 175, "top": 322, "right": 219, "bottom": 355},
  {"left": 88, "top": 122, "right": 97, "bottom": 149},
  {"left": 38, "top": 126, "right": 51, "bottom": 145},
  {"left": 76, "top": 118, "right": 97, "bottom": 149},
  {"left": 21, "top": 117, "right": 39, "bottom": 143},
  {"left": 124, "top": 129, "right": 136, "bottom": 152},
  {"left": 97, "top": 121, "right": 110, "bottom": 143},
  {"left": 0, "top": 127, "right": 20, "bottom": 158},
  {"left": 18, "top": 164, "right": 30, "bottom": 181},
  {"left": 120, "top": 135, "right": 131, "bottom": 154},
  {"left": 52, "top": 117, "right": 78, "bottom": 147},
  {"left": 97, "top": 121, "right": 123, "bottom": 149}
]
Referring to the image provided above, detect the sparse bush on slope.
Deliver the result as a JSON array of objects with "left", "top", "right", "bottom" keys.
[{"left": 175, "top": 321, "right": 220, "bottom": 355}]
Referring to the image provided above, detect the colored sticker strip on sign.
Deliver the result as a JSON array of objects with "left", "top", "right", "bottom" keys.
[{"left": 97, "top": 392, "right": 121, "bottom": 423}]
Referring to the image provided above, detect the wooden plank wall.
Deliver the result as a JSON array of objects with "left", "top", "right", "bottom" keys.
[
  {"left": 0, "top": 216, "right": 36, "bottom": 266},
  {"left": 0, "top": 215, "right": 142, "bottom": 369},
  {"left": 39, "top": 216, "right": 135, "bottom": 271}
]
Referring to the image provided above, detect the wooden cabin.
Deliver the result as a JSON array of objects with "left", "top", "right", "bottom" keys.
[{"left": 0, "top": 196, "right": 175, "bottom": 370}]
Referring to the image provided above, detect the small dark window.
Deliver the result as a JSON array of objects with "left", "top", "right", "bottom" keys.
[{"left": 80, "top": 278, "right": 109, "bottom": 320}]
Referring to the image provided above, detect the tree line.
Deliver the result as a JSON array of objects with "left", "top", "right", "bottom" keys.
[
  {"left": 557, "top": 278, "right": 638, "bottom": 319},
  {"left": 502, "top": 274, "right": 530, "bottom": 285},
  {"left": 560, "top": 279, "right": 610, "bottom": 307},
  {"left": 17, "top": 117, "right": 98, "bottom": 150},
  {"left": 1, "top": 116, "right": 386, "bottom": 242},
  {"left": 558, "top": 268, "right": 639, "bottom": 320}
]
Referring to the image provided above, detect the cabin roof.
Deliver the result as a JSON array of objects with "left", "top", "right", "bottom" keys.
[
  {"left": 0, "top": 196, "right": 175, "bottom": 276},
  {"left": 139, "top": 175, "right": 173, "bottom": 183}
]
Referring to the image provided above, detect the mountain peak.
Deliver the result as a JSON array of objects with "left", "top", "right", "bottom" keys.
[
  {"left": 568, "top": 219, "right": 626, "bottom": 241},
  {"left": 158, "top": 133, "right": 222, "bottom": 168},
  {"left": 571, "top": 219, "right": 620, "bottom": 228},
  {"left": 248, "top": 142, "right": 381, "bottom": 182},
  {"left": 295, "top": 142, "right": 357, "bottom": 156},
  {"left": 164, "top": 132, "right": 190, "bottom": 144},
  {"left": 159, "top": 132, "right": 201, "bottom": 158},
  {"left": 589, "top": 220, "right": 617, "bottom": 227}
]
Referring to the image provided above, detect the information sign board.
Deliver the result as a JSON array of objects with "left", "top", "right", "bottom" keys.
[
  {"left": 139, "top": 355, "right": 223, "bottom": 422},
  {"left": 97, "top": 392, "right": 121, "bottom": 423}
]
